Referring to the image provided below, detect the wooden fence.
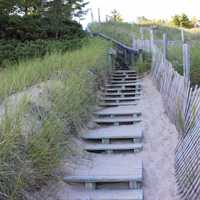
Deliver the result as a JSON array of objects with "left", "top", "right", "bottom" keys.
[{"left": 136, "top": 36, "right": 200, "bottom": 200}]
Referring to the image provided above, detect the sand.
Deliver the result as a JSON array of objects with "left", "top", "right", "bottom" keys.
[{"left": 30, "top": 75, "right": 180, "bottom": 200}]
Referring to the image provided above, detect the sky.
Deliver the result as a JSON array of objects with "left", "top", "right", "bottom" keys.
[{"left": 82, "top": 0, "right": 199, "bottom": 27}]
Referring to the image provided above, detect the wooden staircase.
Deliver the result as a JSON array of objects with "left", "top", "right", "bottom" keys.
[{"left": 63, "top": 68, "right": 144, "bottom": 200}]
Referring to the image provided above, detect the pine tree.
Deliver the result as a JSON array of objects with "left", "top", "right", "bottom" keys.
[
  {"left": 179, "top": 13, "right": 192, "bottom": 28},
  {"left": 172, "top": 15, "right": 180, "bottom": 26}
]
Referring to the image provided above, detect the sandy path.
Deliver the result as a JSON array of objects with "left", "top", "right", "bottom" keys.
[
  {"left": 137, "top": 75, "right": 179, "bottom": 200},
  {"left": 31, "top": 75, "right": 179, "bottom": 200}
]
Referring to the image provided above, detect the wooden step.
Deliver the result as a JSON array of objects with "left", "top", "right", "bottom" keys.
[
  {"left": 69, "top": 189, "right": 143, "bottom": 200},
  {"left": 95, "top": 106, "right": 141, "bottom": 116},
  {"left": 82, "top": 125, "right": 143, "bottom": 142},
  {"left": 99, "top": 102, "right": 138, "bottom": 107},
  {"left": 113, "top": 70, "right": 137, "bottom": 74},
  {"left": 93, "top": 116, "right": 142, "bottom": 126},
  {"left": 102, "top": 92, "right": 141, "bottom": 98},
  {"left": 85, "top": 143, "right": 143, "bottom": 153},
  {"left": 104, "top": 83, "right": 141, "bottom": 89},
  {"left": 101, "top": 88, "right": 141, "bottom": 93},
  {"left": 112, "top": 74, "right": 138, "bottom": 78},
  {"left": 109, "top": 80, "right": 140, "bottom": 84},
  {"left": 64, "top": 159, "right": 143, "bottom": 189},
  {"left": 100, "top": 96, "right": 140, "bottom": 102},
  {"left": 111, "top": 77, "right": 139, "bottom": 81},
  {"left": 114, "top": 70, "right": 137, "bottom": 72},
  {"left": 109, "top": 75, "right": 142, "bottom": 81}
]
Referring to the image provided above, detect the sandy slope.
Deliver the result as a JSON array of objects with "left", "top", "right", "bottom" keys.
[{"left": 30, "top": 75, "right": 179, "bottom": 200}]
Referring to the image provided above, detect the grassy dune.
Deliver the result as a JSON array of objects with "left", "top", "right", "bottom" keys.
[
  {"left": 0, "top": 38, "right": 111, "bottom": 200},
  {"left": 90, "top": 22, "right": 151, "bottom": 73},
  {"left": 91, "top": 22, "right": 200, "bottom": 85}
]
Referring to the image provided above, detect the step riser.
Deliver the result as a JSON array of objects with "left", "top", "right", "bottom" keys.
[
  {"left": 84, "top": 180, "right": 142, "bottom": 190},
  {"left": 111, "top": 78, "right": 139, "bottom": 81},
  {"left": 113, "top": 72, "right": 137, "bottom": 75},
  {"left": 86, "top": 149, "right": 143, "bottom": 154},
  {"left": 95, "top": 121, "right": 141, "bottom": 126},
  {"left": 101, "top": 88, "right": 141, "bottom": 92},
  {"left": 112, "top": 75, "right": 138, "bottom": 78},
  {"left": 109, "top": 81, "right": 140, "bottom": 84},
  {"left": 85, "top": 138, "right": 143, "bottom": 143},
  {"left": 100, "top": 99, "right": 139, "bottom": 103},
  {"left": 95, "top": 113, "right": 141, "bottom": 118},
  {"left": 102, "top": 94, "right": 141, "bottom": 98},
  {"left": 99, "top": 103, "right": 138, "bottom": 107},
  {"left": 104, "top": 86, "right": 141, "bottom": 90},
  {"left": 100, "top": 97, "right": 140, "bottom": 100}
]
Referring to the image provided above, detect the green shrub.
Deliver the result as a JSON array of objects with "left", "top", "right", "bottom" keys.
[{"left": 0, "top": 38, "right": 87, "bottom": 67}]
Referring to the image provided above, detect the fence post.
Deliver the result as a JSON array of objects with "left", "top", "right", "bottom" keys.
[
  {"left": 108, "top": 48, "right": 115, "bottom": 69},
  {"left": 98, "top": 8, "right": 101, "bottom": 23},
  {"left": 105, "top": 15, "right": 109, "bottom": 22},
  {"left": 140, "top": 27, "right": 144, "bottom": 50},
  {"left": 90, "top": 8, "right": 94, "bottom": 22},
  {"left": 181, "top": 29, "right": 185, "bottom": 43},
  {"left": 163, "top": 33, "right": 168, "bottom": 60},
  {"left": 132, "top": 34, "right": 136, "bottom": 49},
  {"left": 150, "top": 29, "right": 154, "bottom": 51},
  {"left": 182, "top": 43, "right": 190, "bottom": 83}
]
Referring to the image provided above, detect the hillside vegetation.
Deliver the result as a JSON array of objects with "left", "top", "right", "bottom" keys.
[
  {"left": 0, "top": 0, "right": 88, "bottom": 67},
  {"left": 90, "top": 22, "right": 151, "bottom": 73},
  {"left": 0, "top": 38, "right": 111, "bottom": 200}
]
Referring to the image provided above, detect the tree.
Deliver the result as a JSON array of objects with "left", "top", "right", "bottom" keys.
[
  {"left": 171, "top": 13, "right": 193, "bottom": 28},
  {"left": 42, "top": 0, "right": 88, "bottom": 38},
  {"left": 109, "top": 9, "right": 123, "bottom": 22},
  {"left": 191, "top": 16, "right": 199, "bottom": 27},
  {"left": 171, "top": 15, "right": 180, "bottom": 26},
  {"left": 179, "top": 13, "right": 192, "bottom": 28},
  {"left": 0, "top": 0, "right": 42, "bottom": 16},
  {"left": 137, "top": 16, "right": 149, "bottom": 24}
]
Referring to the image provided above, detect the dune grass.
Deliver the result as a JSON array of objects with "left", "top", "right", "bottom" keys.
[
  {"left": 91, "top": 22, "right": 200, "bottom": 85},
  {"left": 167, "top": 41, "right": 200, "bottom": 85},
  {"left": 0, "top": 38, "right": 111, "bottom": 200},
  {"left": 90, "top": 22, "right": 152, "bottom": 73},
  {"left": 90, "top": 22, "right": 141, "bottom": 45},
  {"left": 0, "top": 38, "right": 109, "bottom": 100}
]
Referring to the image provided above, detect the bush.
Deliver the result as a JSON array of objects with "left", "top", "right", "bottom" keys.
[{"left": 0, "top": 38, "right": 87, "bottom": 67}]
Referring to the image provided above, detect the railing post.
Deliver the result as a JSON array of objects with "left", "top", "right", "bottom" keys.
[
  {"left": 108, "top": 48, "right": 115, "bottom": 70},
  {"left": 182, "top": 43, "right": 190, "bottom": 83},
  {"left": 163, "top": 33, "right": 168, "bottom": 60}
]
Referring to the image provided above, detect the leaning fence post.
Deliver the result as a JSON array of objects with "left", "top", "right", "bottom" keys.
[
  {"left": 98, "top": 8, "right": 101, "bottom": 23},
  {"left": 140, "top": 27, "right": 144, "bottom": 50},
  {"left": 182, "top": 43, "right": 190, "bottom": 83},
  {"left": 132, "top": 34, "right": 136, "bottom": 50},
  {"left": 150, "top": 29, "right": 154, "bottom": 52},
  {"left": 90, "top": 8, "right": 94, "bottom": 22},
  {"left": 163, "top": 33, "right": 168, "bottom": 60},
  {"left": 181, "top": 29, "right": 185, "bottom": 43}
]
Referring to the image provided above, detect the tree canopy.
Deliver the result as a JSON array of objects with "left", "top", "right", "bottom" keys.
[
  {"left": 0, "top": 0, "right": 89, "bottom": 40},
  {"left": 171, "top": 13, "right": 193, "bottom": 28},
  {"left": 109, "top": 9, "right": 123, "bottom": 22}
]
